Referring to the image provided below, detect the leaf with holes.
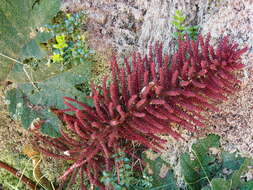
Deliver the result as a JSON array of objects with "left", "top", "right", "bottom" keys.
[
  {"left": 180, "top": 135, "right": 221, "bottom": 189},
  {"left": 5, "top": 61, "right": 93, "bottom": 137},
  {"left": 181, "top": 135, "right": 253, "bottom": 190},
  {"left": 143, "top": 153, "right": 179, "bottom": 190}
]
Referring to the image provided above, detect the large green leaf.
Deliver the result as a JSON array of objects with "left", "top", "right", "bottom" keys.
[
  {"left": 0, "top": 0, "right": 95, "bottom": 137},
  {"left": 221, "top": 152, "right": 245, "bottom": 172},
  {"left": 211, "top": 178, "right": 231, "bottom": 190},
  {"left": 231, "top": 158, "right": 253, "bottom": 189},
  {"left": 18, "top": 62, "right": 93, "bottom": 109},
  {"left": 21, "top": 31, "right": 54, "bottom": 59},
  {"left": 0, "top": 0, "right": 60, "bottom": 82},
  {"left": 5, "top": 88, "right": 61, "bottom": 137},
  {"left": 208, "top": 158, "right": 253, "bottom": 190},
  {"left": 180, "top": 135, "right": 253, "bottom": 190},
  {"left": 180, "top": 134, "right": 221, "bottom": 190},
  {"left": 5, "top": 61, "right": 93, "bottom": 137},
  {"left": 143, "top": 153, "right": 179, "bottom": 190},
  {"left": 240, "top": 181, "right": 253, "bottom": 190}
]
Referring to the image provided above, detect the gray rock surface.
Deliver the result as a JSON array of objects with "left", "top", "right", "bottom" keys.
[{"left": 61, "top": 0, "right": 217, "bottom": 56}]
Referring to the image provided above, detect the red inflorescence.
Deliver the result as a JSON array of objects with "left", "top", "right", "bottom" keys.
[{"left": 33, "top": 34, "right": 247, "bottom": 189}]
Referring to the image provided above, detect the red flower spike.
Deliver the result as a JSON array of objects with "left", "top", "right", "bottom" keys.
[
  {"left": 128, "top": 94, "right": 138, "bottom": 108},
  {"left": 145, "top": 105, "right": 168, "bottom": 120},
  {"left": 164, "top": 90, "right": 181, "bottom": 96},
  {"left": 132, "top": 111, "right": 146, "bottom": 118},
  {"left": 128, "top": 74, "right": 137, "bottom": 96},
  {"left": 32, "top": 34, "right": 247, "bottom": 189},
  {"left": 151, "top": 62, "right": 157, "bottom": 81},
  {"left": 143, "top": 71, "right": 150, "bottom": 86},
  {"left": 110, "top": 82, "right": 120, "bottom": 106},
  {"left": 120, "top": 68, "right": 128, "bottom": 103},
  {"left": 102, "top": 76, "right": 110, "bottom": 105},
  {"left": 124, "top": 57, "right": 131, "bottom": 74},
  {"left": 159, "top": 68, "right": 166, "bottom": 87},
  {"left": 136, "top": 98, "right": 148, "bottom": 110},
  {"left": 129, "top": 119, "right": 151, "bottom": 134}
]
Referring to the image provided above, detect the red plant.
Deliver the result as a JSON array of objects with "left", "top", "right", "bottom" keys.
[{"left": 32, "top": 34, "right": 247, "bottom": 189}]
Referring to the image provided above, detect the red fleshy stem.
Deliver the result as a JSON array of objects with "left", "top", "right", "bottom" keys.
[{"left": 0, "top": 160, "right": 38, "bottom": 190}]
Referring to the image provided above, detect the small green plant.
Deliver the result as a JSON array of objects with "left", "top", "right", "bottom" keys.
[
  {"left": 171, "top": 10, "right": 200, "bottom": 40},
  {"left": 100, "top": 152, "right": 153, "bottom": 190},
  {"left": 99, "top": 135, "right": 253, "bottom": 190},
  {"left": 47, "top": 12, "right": 94, "bottom": 71},
  {"left": 23, "top": 11, "right": 94, "bottom": 71}
]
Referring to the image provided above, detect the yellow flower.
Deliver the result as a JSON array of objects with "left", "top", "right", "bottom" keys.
[
  {"left": 66, "top": 13, "right": 71, "bottom": 19},
  {"left": 53, "top": 35, "right": 68, "bottom": 49},
  {"left": 51, "top": 54, "right": 63, "bottom": 63}
]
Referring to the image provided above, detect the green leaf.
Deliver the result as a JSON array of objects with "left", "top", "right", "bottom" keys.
[
  {"left": 52, "top": 53, "right": 63, "bottom": 62},
  {"left": 172, "top": 32, "right": 180, "bottom": 39},
  {"left": 180, "top": 134, "right": 221, "bottom": 190},
  {"left": 174, "top": 10, "right": 185, "bottom": 22},
  {"left": 180, "top": 153, "right": 202, "bottom": 190},
  {"left": 177, "top": 26, "right": 185, "bottom": 31},
  {"left": 231, "top": 158, "right": 253, "bottom": 188},
  {"left": 0, "top": 0, "right": 60, "bottom": 82},
  {"left": 5, "top": 88, "right": 28, "bottom": 123},
  {"left": 180, "top": 135, "right": 253, "bottom": 190},
  {"left": 221, "top": 152, "right": 245, "bottom": 173},
  {"left": 6, "top": 62, "right": 93, "bottom": 137},
  {"left": 7, "top": 60, "right": 67, "bottom": 83},
  {"left": 5, "top": 88, "right": 61, "bottom": 137},
  {"left": 240, "top": 181, "right": 253, "bottom": 190},
  {"left": 20, "top": 104, "right": 39, "bottom": 129},
  {"left": 22, "top": 39, "right": 47, "bottom": 59},
  {"left": 201, "top": 186, "right": 211, "bottom": 190},
  {"left": 191, "top": 134, "right": 220, "bottom": 165},
  {"left": 211, "top": 178, "right": 231, "bottom": 190},
  {"left": 18, "top": 62, "right": 93, "bottom": 109},
  {"left": 40, "top": 109, "right": 61, "bottom": 137},
  {"left": 21, "top": 31, "right": 54, "bottom": 59},
  {"left": 171, "top": 21, "right": 181, "bottom": 27},
  {"left": 143, "top": 153, "right": 179, "bottom": 190}
]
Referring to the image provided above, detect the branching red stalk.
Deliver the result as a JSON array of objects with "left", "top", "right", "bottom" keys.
[
  {"left": 0, "top": 160, "right": 38, "bottom": 190},
  {"left": 32, "top": 34, "right": 247, "bottom": 189}
]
